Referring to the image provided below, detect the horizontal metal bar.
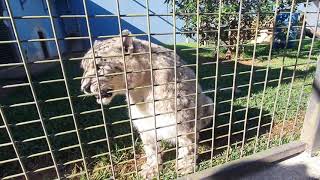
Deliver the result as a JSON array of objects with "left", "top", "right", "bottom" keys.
[
  {"left": 31, "top": 165, "right": 55, "bottom": 173},
  {"left": 0, "top": 142, "right": 13, "bottom": 148},
  {"left": 79, "top": 109, "right": 101, "bottom": 115},
  {"left": 57, "top": 144, "right": 80, "bottom": 151},
  {"left": 0, "top": 40, "right": 17, "bottom": 44},
  {"left": 8, "top": 101, "right": 36, "bottom": 107},
  {"left": 25, "top": 150, "right": 51, "bottom": 159},
  {"left": 44, "top": 97, "right": 69, "bottom": 103},
  {"left": 2, "top": 172, "right": 25, "bottom": 180},
  {"left": 0, "top": 157, "right": 18, "bottom": 164},
  {"left": 1, "top": 73, "right": 251, "bottom": 93},
  {"left": 21, "top": 135, "right": 46, "bottom": 143},
  {"left": 52, "top": 129, "right": 77, "bottom": 137},
  {"left": 13, "top": 15, "right": 50, "bottom": 19},
  {"left": 49, "top": 114, "right": 73, "bottom": 120},
  {"left": 0, "top": 62, "right": 23, "bottom": 67},
  {"left": 63, "top": 158, "right": 84, "bottom": 166},
  {"left": 91, "top": 164, "right": 111, "bottom": 172},
  {"left": 86, "top": 138, "right": 108, "bottom": 145},
  {"left": 216, "top": 113, "right": 272, "bottom": 129},
  {"left": 91, "top": 152, "right": 110, "bottom": 159},
  {"left": 4, "top": 113, "right": 212, "bottom": 148},
  {"left": 65, "top": 171, "right": 86, "bottom": 179},
  {"left": 123, "top": 171, "right": 136, "bottom": 177},
  {"left": 2, "top": 83, "right": 30, "bottom": 88}
]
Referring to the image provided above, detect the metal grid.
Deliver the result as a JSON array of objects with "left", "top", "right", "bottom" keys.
[{"left": 0, "top": 0, "right": 319, "bottom": 179}]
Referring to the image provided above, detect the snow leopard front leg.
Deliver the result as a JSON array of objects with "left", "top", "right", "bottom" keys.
[{"left": 139, "top": 131, "right": 162, "bottom": 179}]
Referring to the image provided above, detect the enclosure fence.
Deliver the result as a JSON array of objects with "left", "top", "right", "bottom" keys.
[{"left": 0, "top": 0, "right": 320, "bottom": 179}]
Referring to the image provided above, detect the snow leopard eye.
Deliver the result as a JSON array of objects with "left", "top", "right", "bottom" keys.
[{"left": 114, "top": 66, "right": 122, "bottom": 72}]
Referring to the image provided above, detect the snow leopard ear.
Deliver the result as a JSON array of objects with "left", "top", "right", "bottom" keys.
[
  {"left": 122, "top": 30, "right": 134, "bottom": 53},
  {"left": 93, "top": 40, "right": 100, "bottom": 46}
]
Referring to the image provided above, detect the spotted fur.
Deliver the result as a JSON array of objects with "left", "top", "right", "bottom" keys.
[{"left": 80, "top": 30, "right": 213, "bottom": 179}]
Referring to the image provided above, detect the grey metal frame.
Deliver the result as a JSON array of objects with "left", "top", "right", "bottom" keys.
[{"left": 301, "top": 58, "right": 320, "bottom": 155}]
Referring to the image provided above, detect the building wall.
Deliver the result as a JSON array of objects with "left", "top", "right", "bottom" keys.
[
  {"left": 1, "top": 0, "right": 66, "bottom": 62},
  {"left": 2, "top": 0, "right": 190, "bottom": 63},
  {"left": 55, "top": 0, "right": 188, "bottom": 51},
  {"left": 297, "top": 1, "right": 320, "bottom": 32}
]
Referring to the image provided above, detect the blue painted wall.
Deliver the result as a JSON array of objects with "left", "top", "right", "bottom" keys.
[
  {"left": 55, "top": 0, "right": 187, "bottom": 50},
  {"left": 1, "top": 0, "right": 67, "bottom": 62},
  {"left": 1, "top": 0, "right": 188, "bottom": 63}
]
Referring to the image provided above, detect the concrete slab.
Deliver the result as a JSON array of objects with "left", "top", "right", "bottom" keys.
[{"left": 240, "top": 152, "right": 320, "bottom": 180}]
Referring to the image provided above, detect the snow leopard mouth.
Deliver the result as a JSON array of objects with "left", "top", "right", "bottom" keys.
[{"left": 95, "top": 91, "right": 113, "bottom": 99}]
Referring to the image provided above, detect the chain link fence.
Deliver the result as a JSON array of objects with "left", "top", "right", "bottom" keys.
[{"left": 0, "top": 0, "right": 319, "bottom": 179}]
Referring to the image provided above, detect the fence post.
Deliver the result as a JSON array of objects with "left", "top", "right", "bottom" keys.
[{"left": 301, "top": 58, "right": 320, "bottom": 155}]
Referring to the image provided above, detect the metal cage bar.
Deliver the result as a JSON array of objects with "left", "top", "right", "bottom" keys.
[
  {"left": 0, "top": 0, "right": 319, "bottom": 179},
  {"left": 81, "top": 0, "right": 116, "bottom": 178},
  {"left": 267, "top": 0, "right": 298, "bottom": 148},
  {"left": 225, "top": 0, "right": 243, "bottom": 161},
  {"left": 241, "top": 1, "right": 261, "bottom": 157},
  {"left": 0, "top": 106, "right": 29, "bottom": 180},
  {"left": 193, "top": 0, "right": 201, "bottom": 172},
  {"left": 145, "top": 0, "right": 161, "bottom": 178},
  {"left": 172, "top": 0, "right": 179, "bottom": 177},
  {"left": 44, "top": 1, "right": 90, "bottom": 178},
  {"left": 291, "top": 1, "right": 320, "bottom": 142},
  {"left": 252, "top": 0, "right": 281, "bottom": 152},
  {"left": 210, "top": 0, "right": 223, "bottom": 167},
  {"left": 278, "top": 0, "right": 312, "bottom": 145},
  {"left": 2, "top": 0, "right": 61, "bottom": 178},
  {"left": 114, "top": 0, "right": 139, "bottom": 176}
]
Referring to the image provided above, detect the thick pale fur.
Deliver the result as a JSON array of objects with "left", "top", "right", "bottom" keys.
[{"left": 81, "top": 30, "right": 213, "bottom": 179}]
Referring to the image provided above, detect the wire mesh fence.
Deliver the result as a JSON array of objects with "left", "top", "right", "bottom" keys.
[{"left": 0, "top": 0, "right": 319, "bottom": 179}]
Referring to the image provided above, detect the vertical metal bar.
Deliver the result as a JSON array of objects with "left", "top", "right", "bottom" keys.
[
  {"left": 267, "top": 0, "right": 296, "bottom": 148},
  {"left": 291, "top": 1, "right": 320, "bottom": 141},
  {"left": 254, "top": 0, "right": 279, "bottom": 151},
  {"left": 0, "top": 107, "right": 29, "bottom": 180},
  {"left": 81, "top": 0, "right": 116, "bottom": 178},
  {"left": 3, "top": 0, "right": 61, "bottom": 178},
  {"left": 225, "top": 0, "right": 243, "bottom": 161},
  {"left": 194, "top": 0, "right": 200, "bottom": 172},
  {"left": 210, "top": 0, "right": 223, "bottom": 167},
  {"left": 241, "top": 4, "right": 261, "bottom": 157},
  {"left": 255, "top": 1, "right": 302, "bottom": 152},
  {"left": 290, "top": 83, "right": 305, "bottom": 140},
  {"left": 114, "top": 0, "right": 139, "bottom": 176},
  {"left": 172, "top": 0, "right": 179, "bottom": 176},
  {"left": 145, "top": 0, "right": 160, "bottom": 178},
  {"left": 279, "top": 0, "right": 311, "bottom": 145},
  {"left": 44, "top": 0, "right": 89, "bottom": 178}
]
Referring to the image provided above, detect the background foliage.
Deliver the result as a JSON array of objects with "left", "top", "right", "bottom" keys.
[{"left": 165, "top": 0, "right": 306, "bottom": 49}]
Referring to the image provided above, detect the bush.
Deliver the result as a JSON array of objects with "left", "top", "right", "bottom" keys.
[{"left": 165, "top": 0, "right": 305, "bottom": 49}]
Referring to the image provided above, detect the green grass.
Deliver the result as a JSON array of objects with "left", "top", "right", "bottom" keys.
[{"left": 0, "top": 39, "right": 319, "bottom": 179}]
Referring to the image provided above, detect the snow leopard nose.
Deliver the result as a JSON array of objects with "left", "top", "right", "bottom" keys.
[
  {"left": 101, "top": 89, "right": 113, "bottom": 98},
  {"left": 95, "top": 89, "right": 113, "bottom": 98}
]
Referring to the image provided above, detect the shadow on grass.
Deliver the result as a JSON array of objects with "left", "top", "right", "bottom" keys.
[
  {"left": 0, "top": 43, "right": 316, "bottom": 179},
  {"left": 241, "top": 39, "right": 320, "bottom": 60}
]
